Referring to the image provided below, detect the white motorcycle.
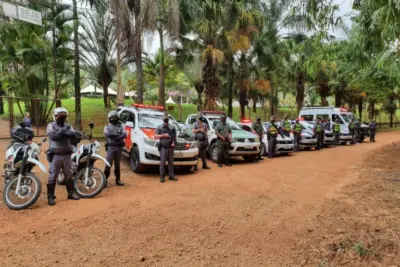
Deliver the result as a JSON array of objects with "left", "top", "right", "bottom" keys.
[
  {"left": 3, "top": 124, "right": 47, "bottom": 210},
  {"left": 57, "top": 123, "right": 108, "bottom": 198}
]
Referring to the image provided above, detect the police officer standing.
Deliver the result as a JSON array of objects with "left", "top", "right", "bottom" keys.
[
  {"left": 104, "top": 111, "right": 126, "bottom": 187},
  {"left": 292, "top": 119, "right": 304, "bottom": 152},
  {"left": 192, "top": 113, "right": 210, "bottom": 170},
  {"left": 349, "top": 119, "right": 356, "bottom": 144},
  {"left": 215, "top": 115, "right": 232, "bottom": 167},
  {"left": 252, "top": 116, "right": 264, "bottom": 160},
  {"left": 369, "top": 119, "right": 376, "bottom": 142},
  {"left": 46, "top": 107, "right": 80, "bottom": 206},
  {"left": 280, "top": 114, "right": 291, "bottom": 137},
  {"left": 155, "top": 113, "right": 178, "bottom": 183},
  {"left": 333, "top": 118, "right": 341, "bottom": 145},
  {"left": 266, "top": 116, "right": 278, "bottom": 158},
  {"left": 314, "top": 118, "right": 323, "bottom": 150}
]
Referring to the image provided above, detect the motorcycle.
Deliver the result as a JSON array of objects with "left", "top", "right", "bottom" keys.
[
  {"left": 3, "top": 123, "right": 47, "bottom": 210},
  {"left": 57, "top": 123, "right": 108, "bottom": 198}
]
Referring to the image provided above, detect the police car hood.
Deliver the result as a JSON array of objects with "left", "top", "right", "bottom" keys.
[
  {"left": 231, "top": 129, "right": 258, "bottom": 140},
  {"left": 277, "top": 135, "right": 292, "bottom": 141}
]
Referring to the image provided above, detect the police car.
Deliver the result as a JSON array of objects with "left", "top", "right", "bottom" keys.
[
  {"left": 118, "top": 104, "right": 198, "bottom": 173},
  {"left": 238, "top": 120, "right": 294, "bottom": 155},
  {"left": 184, "top": 112, "right": 260, "bottom": 162},
  {"left": 290, "top": 121, "right": 318, "bottom": 150}
]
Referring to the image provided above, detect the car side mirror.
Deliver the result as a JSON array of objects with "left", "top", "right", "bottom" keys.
[
  {"left": 89, "top": 122, "right": 94, "bottom": 129},
  {"left": 126, "top": 121, "right": 134, "bottom": 128}
]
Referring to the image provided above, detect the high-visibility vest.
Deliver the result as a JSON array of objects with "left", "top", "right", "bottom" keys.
[
  {"left": 268, "top": 124, "right": 278, "bottom": 135},
  {"left": 294, "top": 123, "right": 302, "bottom": 132},
  {"left": 349, "top": 123, "right": 355, "bottom": 130},
  {"left": 315, "top": 124, "right": 322, "bottom": 133},
  {"left": 284, "top": 121, "right": 291, "bottom": 130},
  {"left": 333, "top": 124, "right": 340, "bottom": 132}
]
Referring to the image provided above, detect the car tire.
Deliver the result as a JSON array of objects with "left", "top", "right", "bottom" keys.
[
  {"left": 130, "top": 147, "right": 146, "bottom": 173},
  {"left": 340, "top": 142, "right": 347, "bottom": 145},
  {"left": 210, "top": 143, "right": 219, "bottom": 163},
  {"left": 243, "top": 155, "right": 258, "bottom": 162}
]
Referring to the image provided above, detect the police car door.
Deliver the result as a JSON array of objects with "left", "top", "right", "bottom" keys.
[{"left": 119, "top": 110, "right": 135, "bottom": 152}]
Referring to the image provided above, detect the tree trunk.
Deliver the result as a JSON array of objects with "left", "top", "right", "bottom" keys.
[
  {"left": 295, "top": 77, "right": 305, "bottom": 114},
  {"left": 390, "top": 113, "right": 393, "bottom": 128},
  {"left": 102, "top": 76, "right": 109, "bottom": 109},
  {"left": 227, "top": 58, "right": 233, "bottom": 118},
  {"left": 239, "top": 91, "right": 247, "bottom": 120},
  {"left": 134, "top": 0, "right": 143, "bottom": 104},
  {"left": 368, "top": 101, "right": 375, "bottom": 120},
  {"left": 158, "top": 26, "right": 166, "bottom": 107},
  {"left": 116, "top": 17, "right": 124, "bottom": 106},
  {"left": 194, "top": 81, "right": 204, "bottom": 111},
  {"left": 252, "top": 97, "right": 257, "bottom": 113},
  {"left": 52, "top": 1, "right": 58, "bottom": 98},
  {"left": 203, "top": 57, "right": 219, "bottom": 111},
  {"left": 73, "top": 0, "right": 82, "bottom": 130},
  {"left": 358, "top": 98, "right": 363, "bottom": 121}
]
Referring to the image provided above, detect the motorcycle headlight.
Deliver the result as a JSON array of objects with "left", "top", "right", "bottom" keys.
[
  {"left": 144, "top": 138, "right": 158, "bottom": 147},
  {"left": 230, "top": 138, "right": 238, "bottom": 143}
]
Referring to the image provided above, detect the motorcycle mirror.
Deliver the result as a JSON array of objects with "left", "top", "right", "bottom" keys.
[
  {"left": 89, "top": 122, "right": 94, "bottom": 129},
  {"left": 19, "top": 122, "right": 26, "bottom": 128}
]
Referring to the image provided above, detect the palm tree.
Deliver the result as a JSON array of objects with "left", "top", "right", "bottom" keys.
[
  {"left": 141, "top": 0, "right": 180, "bottom": 107},
  {"left": 79, "top": 5, "right": 118, "bottom": 108},
  {"left": 72, "top": 0, "right": 82, "bottom": 129}
]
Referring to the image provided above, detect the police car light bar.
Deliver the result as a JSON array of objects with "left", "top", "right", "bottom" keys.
[
  {"left": 131, "top": 103, "right": 165, "bottom": 111},
  {"left": 241, "top": 119, "right": 252, "bottom": 123}
]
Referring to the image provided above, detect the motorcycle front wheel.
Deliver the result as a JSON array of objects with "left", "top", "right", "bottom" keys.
[
  {"left": 73, "top": 167, "right": 106, "bottom": 198},
  {"left": 3, "top": 174, "right": 42, "bottom": 210}
]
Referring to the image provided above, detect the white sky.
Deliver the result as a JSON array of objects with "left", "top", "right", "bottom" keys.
[{"left": 61, "top": 0, "right": 355, "bottom": 56}]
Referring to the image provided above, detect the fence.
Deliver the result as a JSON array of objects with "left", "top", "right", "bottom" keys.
[{"left": 0, "top": 97, "right": 62, "bottom": 139}]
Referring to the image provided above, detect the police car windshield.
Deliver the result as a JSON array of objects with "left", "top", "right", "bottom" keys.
[
  {"left": 138, "top": 114, "right": 181, "bottom": 131},
  {"left": 341, "top": 113, "right": 358, "bottom": 123},
  {"left": 208, "top": 117, "right": 241, "bottom": 130}
]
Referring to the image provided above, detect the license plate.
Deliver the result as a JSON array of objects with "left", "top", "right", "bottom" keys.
[
  {"left": 244, "top": 145, "right": 253, "bottom": 149},
  {"left": 174, "top": 152, "right": 183, "bottom": 158}
]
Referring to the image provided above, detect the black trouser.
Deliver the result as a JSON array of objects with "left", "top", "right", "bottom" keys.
[
  {"left": 350, "top": 130, "right": 355, "bottom": 144},
  {"left": 320, "top": 132, "right": 325, "bottom": 148},
  {"left": 267, "top": 135, "right": 277, "bottom": 157},
  {"left": 218, "top": 140, "right": 230, "bottom": 164},
  {"left": 316, "top": 133, "right": 322, "bottom": 150},
  {"left": 370, "top": 130, "right": 376, "bottom": 142},
  {"left": 334, "top": 132, "right": 340, "bottom": 145},
  {"left": 104, "top": 146, "right": 123, "bottom": 181},
  {"left": 160, "top": 147, "right": 174, "bottom": 177},
  {"left": 197, "top": 140, "right": 207, "bottom": 167},
  {"left": 258, "top": 134, "right": 263, "bottom": 157},
  {"left": 294, "top": 133, "right": 301, "bottom": 151}
]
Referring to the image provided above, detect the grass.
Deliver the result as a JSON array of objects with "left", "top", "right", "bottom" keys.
[{"left": 354, "top": 242, "right": 368, "bottom": 257}]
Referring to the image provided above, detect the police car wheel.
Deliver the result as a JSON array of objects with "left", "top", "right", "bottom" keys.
[
  {"left": 209, "top": 143, "right": 219, "bottom": 163},
  {"left": 243, "top": 155, "right": 257, "bottom": 162},
  {"left": 130, "top": 147, "right": 146, "bottom": 173}
]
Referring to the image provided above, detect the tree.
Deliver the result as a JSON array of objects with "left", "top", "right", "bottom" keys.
[
  {"left": 72, "top": 0, "right": 82, "bottom": 129},
  {"left": 142, "top": 0, "right": 180, "bottom": 107}
]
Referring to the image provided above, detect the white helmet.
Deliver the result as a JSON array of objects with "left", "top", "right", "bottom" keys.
[
  {"left": 108, "top": 110, "right": 119, "bottom": 119},
  {"left": 53, "top": 107, "right": 68, "bottom": 121}
]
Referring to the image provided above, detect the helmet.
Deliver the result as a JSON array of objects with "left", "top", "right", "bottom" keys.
[
  {"left": 163, "top": 113, "right": 169, "bottom": 120},
  {"left": 53, "top": 107, "right": 68, "bottom": 122},
  {"left": 256, "top": 115, "right": 261, "bottom": 120},
  {"left": 108, "top": 110, "right": 119, "bottom": 119}
]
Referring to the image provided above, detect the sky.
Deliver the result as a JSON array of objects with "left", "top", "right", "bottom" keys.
[{"left": 60, "top": 0, "right": 356, "bottom": 56}]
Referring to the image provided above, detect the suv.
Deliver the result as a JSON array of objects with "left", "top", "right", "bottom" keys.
[
  {"left": 118, "top": 104, "right": 198, "bottom": 173},
  {"left": 185, "top": 112, "right": 260, "bottom": 162},
  {"left": 238, "top": 120, "right": 294, "bottom": 155},
  {"left": 299, "top": 107, "right": 369, "bottom": 144}
]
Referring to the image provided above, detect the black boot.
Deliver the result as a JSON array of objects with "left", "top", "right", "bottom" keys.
[
  {"left": 104, "top": 166, "right": 111, "bottom": 188},
  {"left": 160, "top": 176, "right": 165, "bottom": 183},
  {"left": 115, "top": 170, "right": 124, "bottom": 186},
  {"left": 169, "top": 176, "right": 178, "bottom": 181},
  {"left": 203, "top": 164, "right": 210, "bottom": 169},
  {"left": 225, "top": 160, "right": 232, "bottom": 167},
  {"left": 47, "top": 184, "right": 56, "bottom": 206},
  {"left": 193, "top": 165, "right": 198, "bottom": 172},
  {"left": 66, "top": 179, "right": 80, "bottom": 200}
]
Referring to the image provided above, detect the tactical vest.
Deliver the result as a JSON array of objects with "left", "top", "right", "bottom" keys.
[
  {"left": 194, "top": 122, "right": 206, "bottom": 141},
  {"left": 349, "top": 123, "right": 355, "bottom": 130},
  {"left": 158, "top": 124, "right": 175, "bottom": 148},
  {"left": 216, "top": 123, "right": 230, "bottom": 138},
  {"left": 106, "top": 123, "right": 125, "bottom": 147},
  {"left": 295, "top": 123, "right": 302, "bottom": 132},
  {"left": 268, "top": 124, "right": 278, "bottom": 136},
  {"left": 48, "top": 122, "right": 73, "bottom": 153},
  {"left": 284, "top": 121, "right": 291, "bottom": 130},
  {"left": 315, "top": 124, "right": 322, "bottom": 133}
]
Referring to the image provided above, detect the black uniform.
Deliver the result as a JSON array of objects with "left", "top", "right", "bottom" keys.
[
  {"left": 156, "top": 123, "right": 177, "bottom": 182},
  {"left": 369, "top": 122, "right": 376, "bottom": 142},
  {"left": 104, "top": 123, "right": 127, "bottom": 186},
  {"left": 266, "top": 122, "right": 278, "bottom": 158},
  {"left": 215, "top": 121, "right": 231, "bottom": 166}
]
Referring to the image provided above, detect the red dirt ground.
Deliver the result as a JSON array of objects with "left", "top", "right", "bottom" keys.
[{"left": 0, "top": 132, "right": 399, "bottom": 266}]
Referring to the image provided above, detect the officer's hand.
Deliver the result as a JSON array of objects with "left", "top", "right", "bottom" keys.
[{"left": 221, "top": 137, "right": 226, "bottom": 142}]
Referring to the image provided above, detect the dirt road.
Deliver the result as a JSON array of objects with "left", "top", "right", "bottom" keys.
[{"left": 0, "top": 132, "right": 399, "bottom": 266}]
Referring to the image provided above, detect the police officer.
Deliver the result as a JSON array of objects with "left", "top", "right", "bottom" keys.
[
  {"left": 192, "top": 113, "right": 210, "bottom": 170},
  {"left": 104, "top": 110, "right": 126, "bottom": 187},
  {"left": 280, "top": 114, "right": 291, "bottom": 137},
  {"left": 325, "top": 118, "right": 332, "bottom": 131},
  {"left": 252, "top": 116, "right": 264, "bottom": 160},
  {"left": 349, "top": 119, "right": 356, "bottom": 144},
  {"left": 155, "top": 113, "right": 178, "bottom": 183},
  {"left": 266, "top": 116, "right": 278, "bottom": 158},
  {"left": 314, "top": 118, "right": 323, "bottom": 150},
  {"left": 333, "top": 118, "right": 341, "bottom": 145},
  {"left": 292, "top": 119, "right": 304, "bottom": 152},
  {"left": 215, "top": 115, "right": 232, "bottom": 167},
  {"left": 369, "top": 119, "right": 376, "bottom": 142},
  {"left": 46, "top": 107, "right": 80, "bottom": 206}
]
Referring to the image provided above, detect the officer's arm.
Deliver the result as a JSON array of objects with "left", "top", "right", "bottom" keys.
[
  {"left": 104, "top": 126, "right": 119, "bottom": 138},
  {"left": 154, "top": 127, "right": 167, "bottom": 139},
  {"left": 62, "top": 125, "right": 78, "bottom": 139},
  {"left": 115, "top": 125, "right": 127, "bottom": 140},
  {"left": 46, "top": 123, "right": 63, "bottom": 141},
  {"left": 228, "top": 127, "right": 232, "bottom": 139},
  {"left": 192, "top": 123, "right": 199, "bottom": 133}
]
